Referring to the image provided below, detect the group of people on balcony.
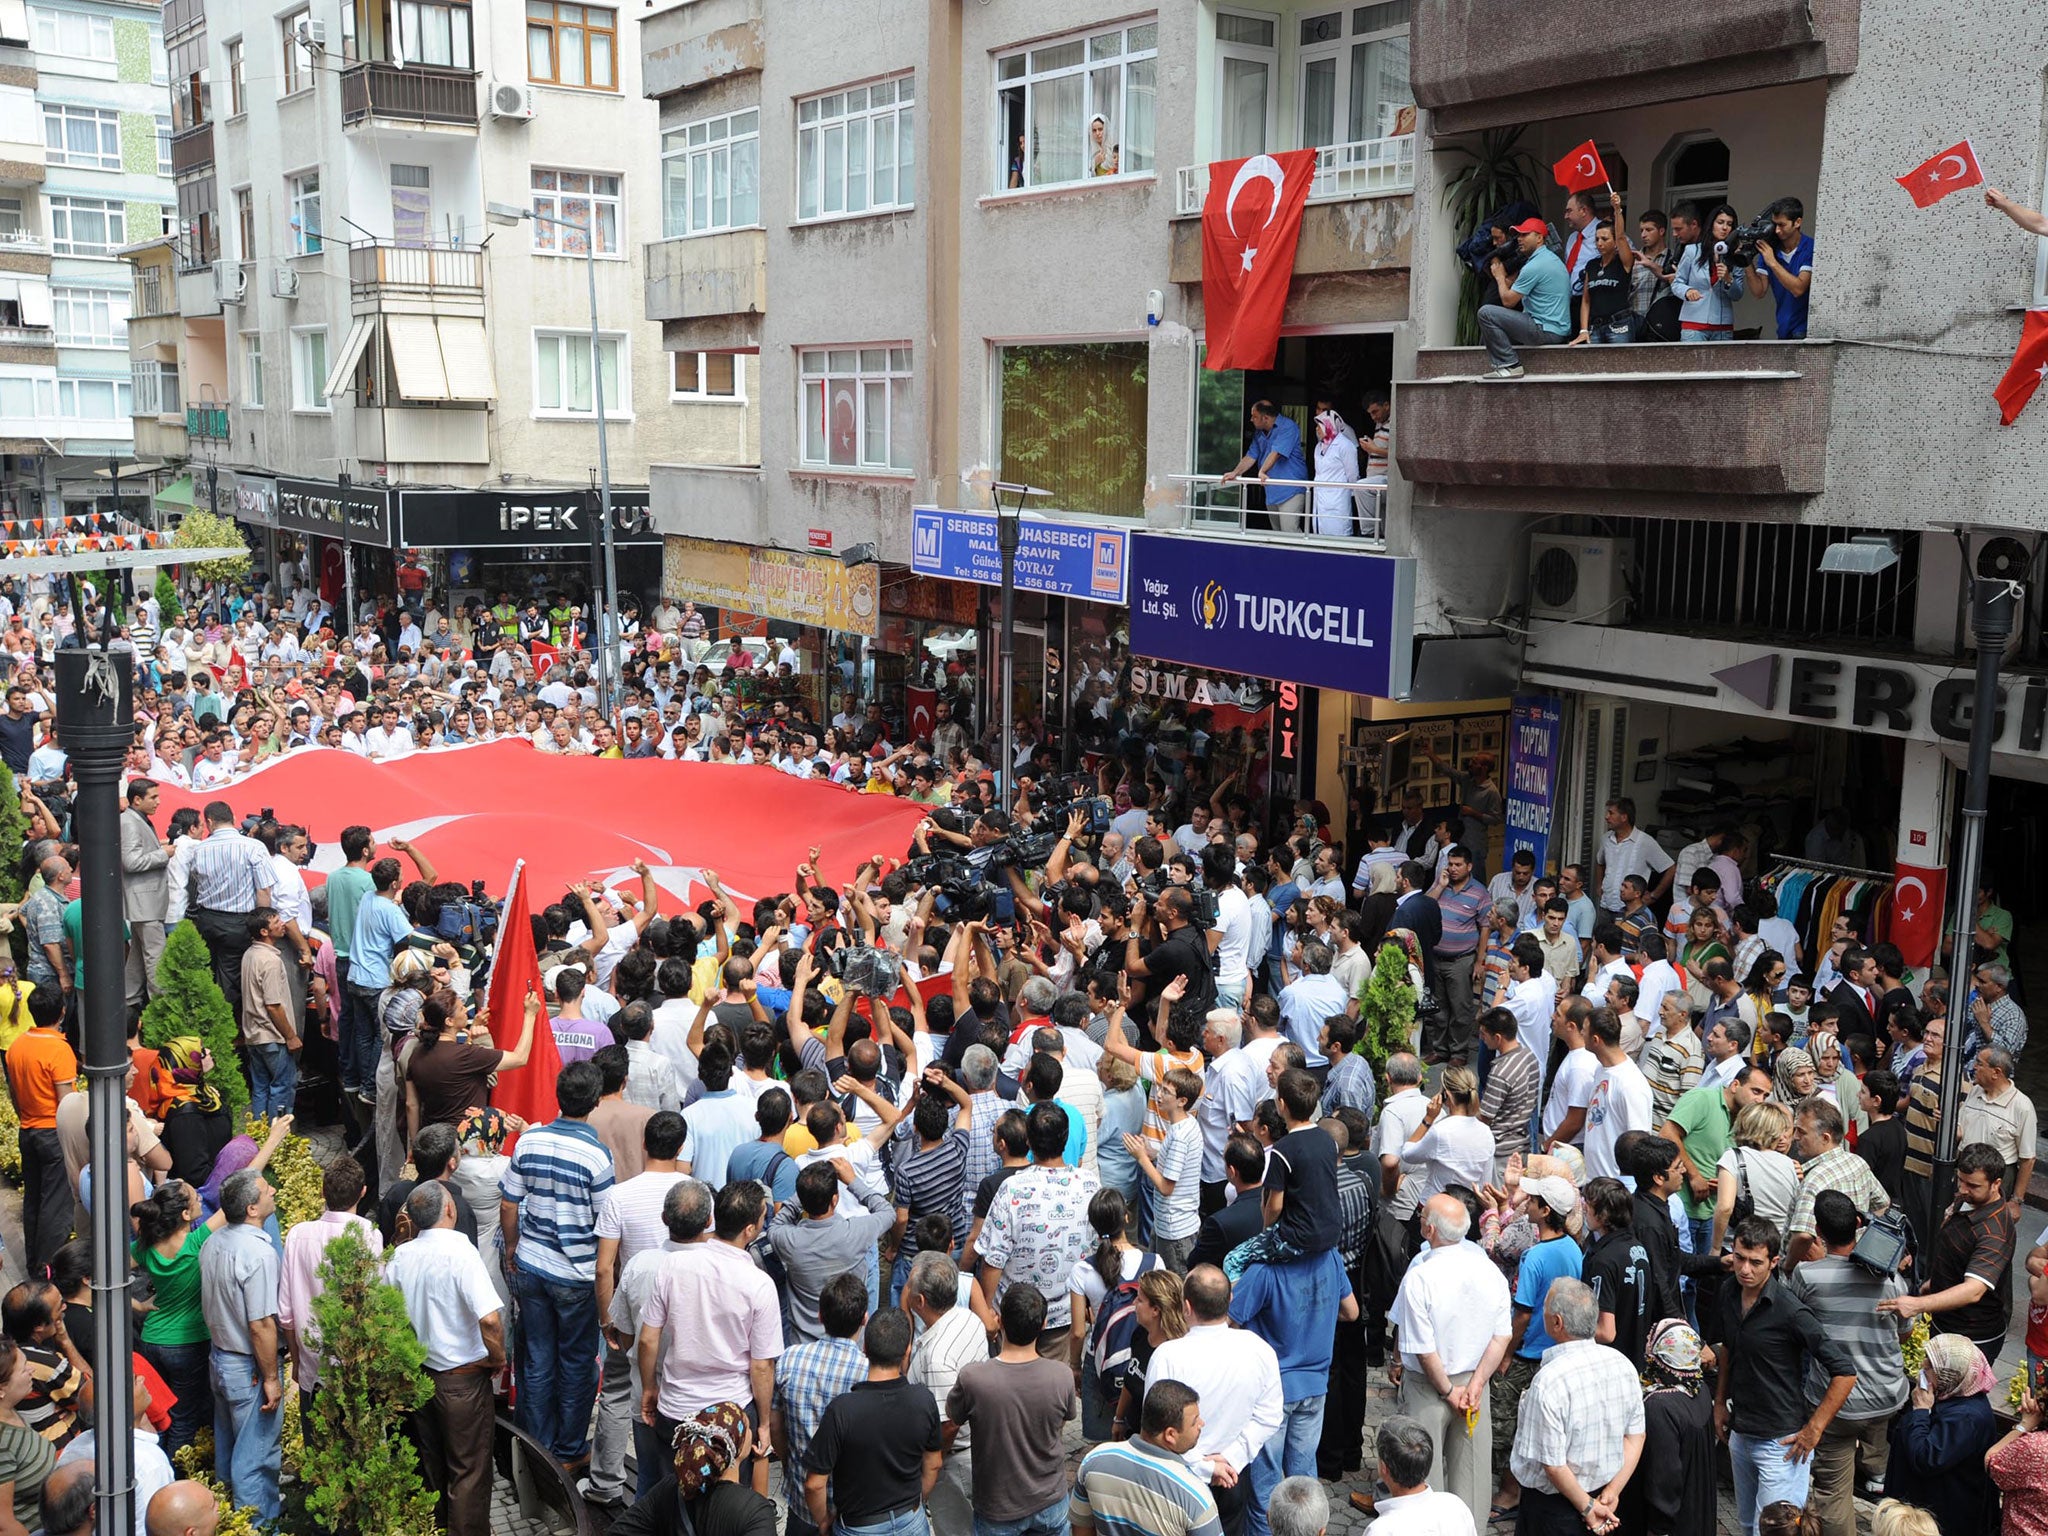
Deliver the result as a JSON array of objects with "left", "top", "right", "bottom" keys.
[
  {"left": 1219, "top": 397, "right": 1391, "bottom": 539},
  {"left": 1473, "top": 188, "right": 1813, "bottom": 380}
]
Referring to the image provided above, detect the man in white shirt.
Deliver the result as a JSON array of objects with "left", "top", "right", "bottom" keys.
[
  {"left": 1486, "top": 851, "right": 1538, "bottom": 929},
  {"left": 1579, "top": 924, "right": 1630, "bottom": 1008},
  {"left": 1503, "top": 942, "right": 1559, "bottom": 1087},
  {"left": 1594, "top": 797, "right": 1674, "bottom": 917},
  {"left": 1540, "top": 999, "right": 1599, "bottom": 1152},
  {"left": 1207, "top": 847, "right": 1255, "bottom": 1011},
  {"left": 1630, "top": 932, "right": 1684, "bottom": 1032},
  {"left": 1362, "top": 1417, "right": 1481, "bottom": 1536},
  {"left": 1145, "top": 1266, "right": 1284, "bottom": 1536},
  {"left": 56, "top": 1376, "right": 176, "bottom": 1536},
  {"left": 1277, "top": 941, "right": 1345, "bottom": 1071},
  {"left": 905, "top": 1253, "right": 987, "bottom": 1535},
  {"left": 1387, "top": 1195, "right": 1511, "bottom": 1528},
  {"left": 1580, "top": 1010, "right": 1654, "bottom": 1181},
  {"left": 1173, "top": 804, "right": 1215, "bottom": 860},
  {"left": 387, "top": 1180, "right": 506, "bottom": 1536}
]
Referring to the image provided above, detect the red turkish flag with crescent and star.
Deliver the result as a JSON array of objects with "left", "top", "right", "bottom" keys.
[
  {"left": 1888, "top": 862, "right": 1947, "bottom": 971},
  {"left": 482, "top": 861, "right": 560, "bottom": 1154},
  {"left": 1995, "top": 309, "right": 2048, "bottom": 425},
  {"left": 1552, "top": 140, "right": 1609, "bottom": 195},
  {"left": 1201, "top": 148, "right": 1317, "bottom": 371},
  {"left": 1896, "top": 140, "right": 1984, "bottom": 208}
]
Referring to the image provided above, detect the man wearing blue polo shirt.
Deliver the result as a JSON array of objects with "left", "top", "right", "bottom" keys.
[
  {"left": 1746, "top": 196, "right": 1813, "bottom": 339},
  {"left": 1477, "top": 219, "right": 1571, "bottom": 380},
  {"left": 1221, "top": 400, "right": 1310, "bottom": 534}
]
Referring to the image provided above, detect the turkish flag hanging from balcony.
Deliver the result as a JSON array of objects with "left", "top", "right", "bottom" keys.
[
  {"left": 1994, "top": 309, "right": 2048, "bottom": 425},
  {"left": 1896, "top": 140, "right": 1983, "bottom": 208},
  {"left": 1201, "top": 149, "right": 1317, "bottom": 371},
  {"left": 1551, "top": 140, "right": 1609, "bottom": 194}
]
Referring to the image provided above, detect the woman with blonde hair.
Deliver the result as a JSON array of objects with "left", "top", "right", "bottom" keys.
[
  {"left": 1401, "top": 1064, "right": 1495, "bottom": 1201},
  {"left": 1869, "top": 1503, "right": 1939, "bottom": 1536},
  {"left": 1709, "top": 1100, "right": 1798, "bottom": 1262},
  {"left": 1108, "top": 1267, "right": 1187, "bottom": 1441}
]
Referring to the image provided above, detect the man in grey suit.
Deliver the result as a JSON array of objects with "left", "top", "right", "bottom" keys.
[{"left": 121, "top": 778, "right": 171, "bottom": 1006}]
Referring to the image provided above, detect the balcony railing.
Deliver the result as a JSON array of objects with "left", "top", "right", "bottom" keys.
[
  {"left": 0, "top": 324, "right": 53, "bottom": 348},
  {"left": 340, "top": 62, "right": 479, "bottom": 128},
  {"left": 170, "top": 123, "right": 214, "bottom": 178},
  {"left": 186, "top": 404, "right": 228, "bottom": 441},
  {"left": 1174, "top": 134, "right": 1416, "bottom": 218},
  {"left": 1170, "top": 473, "right": 1386, "bottom": 545},
  {"left": 348, "top": 240, "right": 483, "bottom": 299},
  {"left": 0, "top": 229, "right": 47, "bottom": 254}
]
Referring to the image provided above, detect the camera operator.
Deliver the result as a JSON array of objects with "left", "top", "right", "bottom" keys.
[
  {"left": 1476, "top": 217, "right": 1572, "bottom": 380},
  {"left": 1744, "top": 196, "right": 1813, "bottom": 339},
  {"left": 1118, "top": 888, "right": 1217, "bottom": 1014}
]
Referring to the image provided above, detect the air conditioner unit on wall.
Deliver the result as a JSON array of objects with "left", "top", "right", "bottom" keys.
[
  {"left": 213, "top": 261, "right": 246, "bottom": 303},
  {"left": 1528, "top": 535, "right": 1634, "bottom": 624},
  {"left": 298, "top": 16, "right": 325, "bottom": 47},
  {"left": 490, "top": 81, "right": 536, "bottom": 120},
  {"left": 271, "top": 265, "right": 299, "bottom": 299}
]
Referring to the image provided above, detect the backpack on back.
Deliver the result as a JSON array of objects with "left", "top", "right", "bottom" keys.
[{"left": 1086, "top": 1251, "right": 1163, "bottom": 1401}]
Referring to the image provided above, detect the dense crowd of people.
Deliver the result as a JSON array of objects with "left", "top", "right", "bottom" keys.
[{"left": 0, "top": 565, "right": 2045, "bottom": 1536}]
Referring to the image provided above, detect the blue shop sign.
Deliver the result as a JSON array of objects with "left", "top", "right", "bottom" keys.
[
  {"left": 1127, "top": 533, "right": 1415, "bottom": 699},
  {"left": 909, "top": 507, "right": 1129, "bottom": 603}
]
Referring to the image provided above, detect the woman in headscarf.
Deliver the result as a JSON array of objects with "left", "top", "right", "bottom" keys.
[
  {"left": 1636, "top": 1319, "right": 1717, "bottom": 1536},
  {"left": 606, "top": 1403, "right": 778, "bottom": 1536},
  {"left": 1087, "top": 112, "right": 1118, "bottom": 177},
  {"left": 1310, "top": 408, "right": 1362, "bottom": 537},
  {"left": 1882, "top": 1333, "right": 2002, "bottom": 1535},
  {"left": 448, "top": 1105, "right": 525, "bottom": 1310},
  {"left": 155, "top": 1038, "right": 234, "bottom": 1189},
  {"left": 1772, "top": 1046, "right": 1818, "bottom": 1107},
  {"left": 374, "top": 949, "right": 436, "bottom": 1196}
]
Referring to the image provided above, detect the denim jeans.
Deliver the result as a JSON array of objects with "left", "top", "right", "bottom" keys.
[
  {"left": 249, "top": 1042, "right": 298, "bottom": 1118},
  {"left": 143, "top": 1338, "right": 214, "bottom": 1460},
  {"left": 212, "top": 1347, "right": 283, "bottom": 1522},
  {"left": 512, "top": 1261, "right": 602, "bottom": 1462},
  {"left": 976, "top": 1494, "right": 1071, "bottom": 1536},
  {"left": 1729, "top": 1429, "right": 1812, "bottom": 1536},
  {"left": 839, "top": 1506, "right": 929, "bottom": 1536},
  {"left": 1247, "top": 1394, "right": 1326, "bottom": 1536},
  {"left": 348, "top": 982, "right": 387, "bottom": 1097},
  {"left": 333, "top": 958, "right": 363, "bottom": 1093}
]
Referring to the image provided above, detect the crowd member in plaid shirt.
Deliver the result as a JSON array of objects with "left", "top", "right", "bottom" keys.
[
  {"left": 1507, "top": 1276, "right": 1645, "bottom": 1536},
  {"left": 1783, "top": 1096, "right": 1890, "bottom": 1266},
  {"left": 772, "top": 1273, "right": 869, "bottom": 1536}
]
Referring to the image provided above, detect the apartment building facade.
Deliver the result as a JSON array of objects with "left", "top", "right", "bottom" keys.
[
  {"left": 642, "top": 0, "right": 1421, "bottom": 809},
  {"left": 0, "top": 0, "right": 173, "bottom": 522},
  {"left": 135, "top": 0, "right": 756, "bottom": 610}
]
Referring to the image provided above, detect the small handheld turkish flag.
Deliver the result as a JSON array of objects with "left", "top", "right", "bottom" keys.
[
  {"left": 1896, "top": 140, "right": 1984, "bottom": 208},
  {"left": 1995, "top": 309, "right": 2048, "bottom": 425},
  {"left": 1551, "top": 140, "right": 1608, "bottom": 195}
]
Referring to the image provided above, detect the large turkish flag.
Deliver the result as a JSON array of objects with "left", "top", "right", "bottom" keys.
[
  {"left": 1889, "top": 862, "right": 1947, "bottom": 972},
  {"left": 1201, "top": 149, "right": 1317, "bottom": 371}
]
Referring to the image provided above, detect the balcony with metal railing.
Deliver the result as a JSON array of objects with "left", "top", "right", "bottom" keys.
[
  {"left": 347, "top": 239, "right": 485, "bottom": 317},
  {"left": 1167, "top": 134, "right": 1415, "bottom": 291},
  {"left": 186, "top": 404, "right": 228, "bottom": 441},
  {"left": 1168, "top": 473, "right": 1387, "bottom": 545},
  {"left": 340, "top": 63, "right": 479, "bottom": 130},
  {"left": 170, "top": 123, "right": 214, "bottom": 178}
]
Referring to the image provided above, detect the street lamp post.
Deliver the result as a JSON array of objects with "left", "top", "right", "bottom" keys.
[
  {"left": 486, "top": 200, "right": 618, "bottom": 716},
  {"left": 997, "top": 505, "right": 1018, "bottom": 798},
  {"left": 1934, "top": 575, "right": 2020, "bottom": 1214}
]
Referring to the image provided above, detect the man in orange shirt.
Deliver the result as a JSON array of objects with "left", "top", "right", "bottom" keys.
[{"left": 5, "top": 987, "right": 76, "bottom": 1270}]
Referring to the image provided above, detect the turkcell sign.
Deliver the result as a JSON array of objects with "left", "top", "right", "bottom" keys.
[
  {"left": 909, "top": 507, "right": 1129, "bottom": 603},
  {"left": 1126, "top": 533, "right": 1415, "bottom": 698}
]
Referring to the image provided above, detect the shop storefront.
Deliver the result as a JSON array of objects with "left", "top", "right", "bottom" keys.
[
  {"left": 1127, "top": 530, "right": 1417, "bottom": 841},
  {"left": 395, "top": 489, "right": 662, "bottom": 617},
  {"left": 257, "top": 475, "right": 394, "bottom": 619},
  {"left": 660, "top": 534, "right": 879, "bottom": 720}
]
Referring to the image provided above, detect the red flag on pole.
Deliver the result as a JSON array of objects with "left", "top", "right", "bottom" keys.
[
  {"left": 528, "top": 639, "right": 558, "bottom": 678},
  {"left": 1994, "top": 309, "right": 2048, "bottom": 425},
  {"left": 1551, "top": 140, "right": 1609, "bottom": 195},
  {"left": 1200, "top": 148, "right": 1318, "bottom": 371},
  {"left": 1896, "top": 140, "right": 1984, "bottom": 208},
  {"left": 484, "top": 861, "right": 558, "bottom": 1152}
]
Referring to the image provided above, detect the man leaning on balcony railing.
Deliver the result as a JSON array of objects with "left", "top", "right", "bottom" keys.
[
  {"left": 1477, "top": 219, "right": 1572, "bottom": 380},
  {"left": 1219, "top": 399, "right": 1309, "bottom": 532}
]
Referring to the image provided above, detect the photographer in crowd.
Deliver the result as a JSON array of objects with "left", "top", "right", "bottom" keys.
[{"left": 1745, "top": 196, "right": 1814, "bottom": 340}]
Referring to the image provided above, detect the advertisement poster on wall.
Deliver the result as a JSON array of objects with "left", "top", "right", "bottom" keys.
[{"left": 1504, "top": 693, "right": 1565, "bottom": 872}]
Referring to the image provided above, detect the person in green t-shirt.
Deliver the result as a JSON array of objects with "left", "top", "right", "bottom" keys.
[
  {"left": 1972, "top": 883, "right": 2014, "bottom": 972},
  {"left": 324, "top": 827, "right": 379, "bottom": 1099},
  {"left": 59, "top": 898, "right": 127, "bottom": 990},
  {"left": 1659, "top": 1064, "right": 1772, "bottom": 1241}
]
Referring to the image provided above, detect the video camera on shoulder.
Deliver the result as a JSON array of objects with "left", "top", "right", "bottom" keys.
[{"left": 435, "top": 879, "right": 501, "bottom": 946}]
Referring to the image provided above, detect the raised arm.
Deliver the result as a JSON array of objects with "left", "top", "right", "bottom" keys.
[{"left": 388, "top": 835, "right": 438, "bottom": 886}]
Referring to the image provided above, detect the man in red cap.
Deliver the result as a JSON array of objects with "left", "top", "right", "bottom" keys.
[{"left": 1477, "top": 218, "right": 1572, "bottom": 380}]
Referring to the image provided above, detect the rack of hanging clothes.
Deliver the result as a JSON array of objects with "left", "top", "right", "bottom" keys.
[{"left": 1759, "top": 856, "right": 1897, "bottom": 973}]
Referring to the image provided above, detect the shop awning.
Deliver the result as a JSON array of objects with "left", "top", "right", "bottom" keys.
[
  {"left": 387, "top": 314, "right": 450, "bottom": 401},
  {"left": 435, "top": 317, "right": 496, "bottom": 401},
  {"left": 323, "top": 316, "right": 374, "bottom": 400},
  {"left": 152, "top": 475, "right": 195, "bottom": 509}
]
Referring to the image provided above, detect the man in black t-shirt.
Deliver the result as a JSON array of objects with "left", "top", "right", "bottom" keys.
[
  {"left": 803, "top": 1309, "right": 942, "bottom": 1533},
  {"left": 1120, "top": 888, "right": 1215, "bottom": 1013},
  {"left": 0, "top": 685, "right": 36, "bottom": 776},
  {"left": 1580, "top": 1177, "right": 1653, "bottom": 1368}
]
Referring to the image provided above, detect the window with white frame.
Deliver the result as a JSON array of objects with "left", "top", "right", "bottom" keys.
[
  {"left": 42, "top": 105, "right": 121, "bottom": 170},
  {"left": 226, "top": 39, "right": 245, "bottom": 115},
  {"left": 242, "top": 331, "right": 264, "bottom": 408},
  {"left": 30, "top": 8, "right": 113, "bottom": 59},
  {"left": 0, "top": 377, "right": 38, "bottom": 418},
  {"left": 234, "top": 187, "right": 254, "bottom": 261},
  {"left": 281, "top": 9, "right": 312, "bottom": 94},
  {"left": 531, "top": 169, "right": 621, "bottom": 256},
  {"left": 156, "top": 116, "right": 173, "bottom": 176},
  {"left": 1298, "top": 3, "right": 1413, "bottom": 148},
  {"left": 671, "top": 351, "right": 741, "bottom": 401},
  {"left": 291, "top": 329, "right": 327, "bottom": 410},
  {"left": 660, "top": 111, "right": 758, "bottom": 239},
  {"left": 150, "top": 27, "right": 167, "bottom": 84},
  {"left": 994, "top": 19, "right": 1156, "bottom": 193},
  {"left": 1214, "top": 11, "right": 1277, "bottom": 160},
  {"left": 130, "top": 360, "right": 180, "bottom": 416},
  {"left": 289, "top": 172, "right": 321, "bottom": 254},
  {"left": 533, "top": 330, "right": 627, "bottom": 417},
  {"left": 0, "top": 198, "right": 24, "bottom": 240},
  {"left": 797, "top": 77, "right": 914, "bottom": 222},
  {"left": 48, "top": 197, "right": 124, "bottom": 257},
  {"left": 56, "top": 378, "right": 129, "bottom": 420},
  {"left": 799, "top": 346, "right": 911, "bottom": 472},
  {"left": 51, "top": 287, "right": 127, "bottom": 347}
]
